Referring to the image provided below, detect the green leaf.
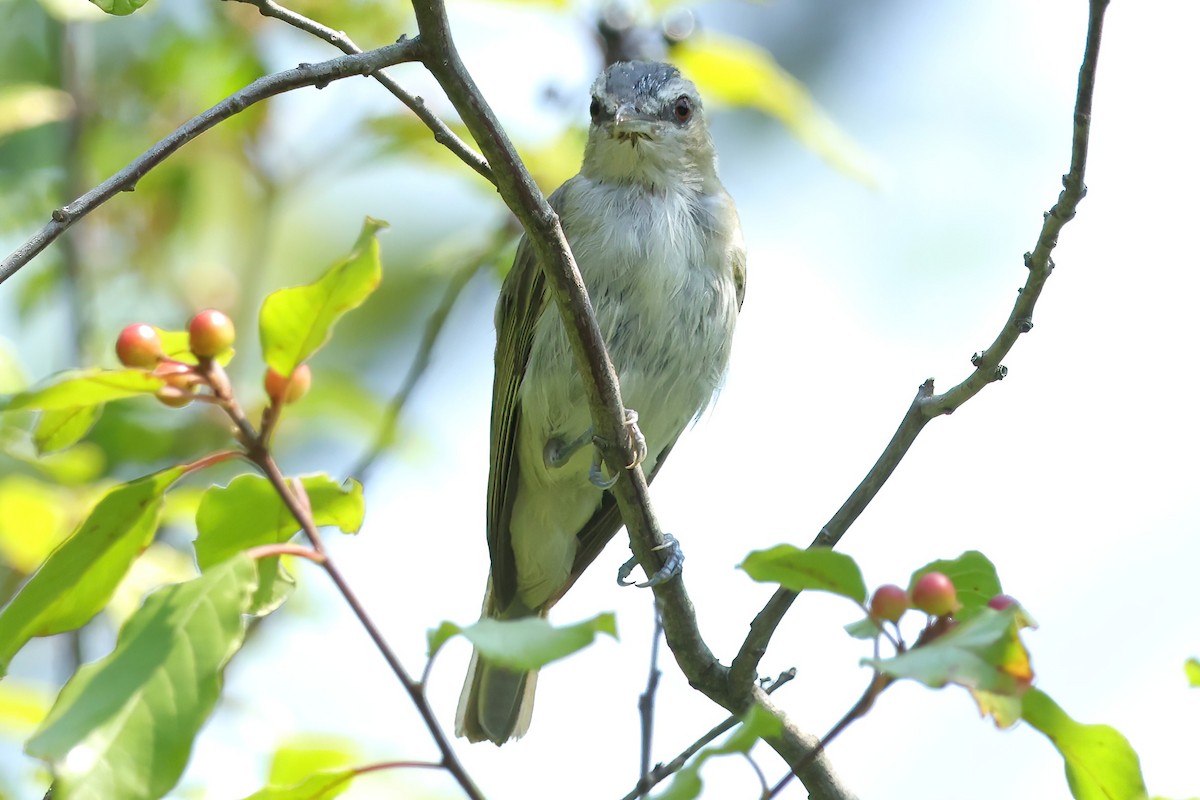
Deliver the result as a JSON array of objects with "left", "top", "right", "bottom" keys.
[
  {"left": 0, "top": 679, "right": 51, "bottom": 737},
  {"left": 910, "top": 551, "right": 1004, "bottom": 621},
  {"left": 26, "top": 555, "right": 257, "bottom": 800},
  {"left": 1185, "top": 657, "right": 1200, "bottom": 687},
  {"left": 239, "top": 770, "right": 357, "bottom": 800},
  {"left": 241, "top": 735, "right": 362, "bottom": 800},
  {"left": 194, "top": 474, "right": 363, "bottom": 615},
  {"left": 672, "top": 33, "right": 877, "bottom": 187},
  {"left": 260, "top": 218, "right": 387, "bottom": 376},
  {"left": 428, "top": 613, "right": 617, "bottom": 671},
  {"left": 844, "top": 617, "right": 882, "bottom": 640},
  {"left": 656, "top": 704, "right": 782, "bottom": 800},
  {"left": 0, "top": 84, "right": 73, "bottom": 138},
  {"left": 0, "top": 467, "right": 183, "bottom": 676},
  {"left": 88, "top": 0, "right": 151, "bottom": 15},
  {"left": 739, "top": 545, "right": 867, "bottom": 602},
  {"left": 1021, "top": 688, "right": 1149, "bottom": 800},
  {"left": 865, "top": 608, "right": 1033, "bottom": 725},
  {"left": 1, "top": 368, "right": 164, "bottom": 412},
  {"left": 0, "top": 475, "right": 73, "bottom": 573},
  {"left": 149, "top": 327, "right": 235, "bottom": 367},
  {"left": 34, "top": 405, "right": 102, "bottom": 453}
]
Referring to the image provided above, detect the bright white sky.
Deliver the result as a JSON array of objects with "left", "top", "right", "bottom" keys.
[{"left": 12, "top": 1, "right": 1194, "bottom": 798}]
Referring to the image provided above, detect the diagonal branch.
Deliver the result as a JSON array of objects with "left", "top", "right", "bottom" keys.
[
  {"left": 226, "top": 0, "right": 492, "bottom": 183},
  {"left": 0, "top": 39, "right": 421, "bottom": 285},
  {"left": 730, "top": 0, "right": 1111, "bottom": 694},
  {"left": 408, "top": 2, "right": 850, "bottom": 797}
]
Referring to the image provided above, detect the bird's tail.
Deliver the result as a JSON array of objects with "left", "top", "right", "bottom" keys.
[{"left": 455, "top": 582, "right": 542, "bottom": 745}]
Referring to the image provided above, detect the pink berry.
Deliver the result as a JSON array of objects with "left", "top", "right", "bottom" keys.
[
  {"left": 911, "top": 572, "right": 960, "bottom": 616},
  {"left": 116, "top": 323, "right": 162, "bottom": 369},
  {"left": 987, "top": 594, "right": 1018, "bottom": 611},
  {"left": 188, "top": 309, "right": 235, "bottom": 358},
  {"left": 870, "top": 584, "right": 909, "bottom": 623}
]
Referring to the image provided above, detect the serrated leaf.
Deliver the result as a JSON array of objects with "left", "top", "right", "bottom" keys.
[
  {"left": 1185, "top": 657, "right": 1200, "bottom": 687},
  {"left": 195, "top": 474, "right": 363, "bottom": 615},
  {"left": 1021, "top": 688, "right": 1149, "bottom": 800},
  {"left": 865, "top": 607, "right": 1033, "bottom": 720},
  {"left": 26, "top": 555, "right": 257, "bottom": 800},
  {"left": 34, "top": 405, "right": 101, "bottom": 453},
  {"left": 739, "top": 545, "right": 866, "bottom": 602},
  {"left": 0, "top": 467, "right": 183, "bottom": 676},
  {"left": 1, "top": 369, "right": 164, "bottom": 412},
  {"left": 672, "top": 33, "right": 877, "bottom": 187},
  {"left": 88, "top": 0, "right": 150, "bottom": 15},
  {"left": 260, "top": 218, "right": 387, "bottom": 376},
  {"left": 656, "top": 704, "right": 782, "bottom": 800},
  {"left": 430, "top": 613, "right": 617, "bottom": 671},
  {"left": 909, "top": 551, "right": 1004, "bottom": 621}
]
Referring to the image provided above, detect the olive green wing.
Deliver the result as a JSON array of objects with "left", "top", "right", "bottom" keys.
[{"left": 487, "top": 186, "right": 577, "bottom": 611}]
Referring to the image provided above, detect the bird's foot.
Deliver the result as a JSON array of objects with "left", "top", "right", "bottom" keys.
[
  {"left": 621, "top": 409, "right": 647, "bottom": 469},
  {"left": 544, "top": 426, "right": 594, "bottom": 470},
  {"left": 589, "top": 449, "right": 619, "bottom": 489},
  {"left": 618, "top": 534, "right": 684, "bottom": 588}
]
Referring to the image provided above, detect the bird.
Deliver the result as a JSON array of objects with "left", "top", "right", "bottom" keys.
[{"left": 456, "top": 59, "right": 746, "bottom": 745}]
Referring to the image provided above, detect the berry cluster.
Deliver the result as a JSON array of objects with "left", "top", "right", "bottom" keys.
[
  {"left": 115, "top": 309, "right": 311, "bottom": 408},
  {"left": 868, "top": 572, "right": 1017, "bottom": 627}
]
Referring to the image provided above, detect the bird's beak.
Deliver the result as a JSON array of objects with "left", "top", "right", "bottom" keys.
[{"left": 612, "top": 104, "right": 657, "bottom": 139}]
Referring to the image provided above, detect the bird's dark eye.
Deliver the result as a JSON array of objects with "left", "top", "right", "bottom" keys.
[
  {"left": 589, "top": 97, "right": 601, "bottom": 122},
  {"left": 673, "top": 95, "right": 692, "bottom": 123}
]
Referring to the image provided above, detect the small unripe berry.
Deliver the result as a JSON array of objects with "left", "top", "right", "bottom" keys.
[
  {"left": 153, "top": 360, "right": 201, "bottom": 390},
  {"left": 188, "top": 309, "right": 236, "bottom": 358},
  {"left": 911, "top": 572, "right": 960, "bottom": 617},
  {"left": 265, "top": 363, "right": 312, "bottom": 405},
  {"left": 116, "top": 323, "right": 162, "bottom": 369},
  {"left": 987, "top": 594, "right": 1018, "bottom": 611},
  {"left": 869, "top": 584, "right": 909, "bottom": 623},
  {"left": 155, "top": 388, "right": 193, "bottom": 408}
]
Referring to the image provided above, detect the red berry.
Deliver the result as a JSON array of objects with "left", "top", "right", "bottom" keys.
[
  {"left": 116, "top": 323, "right": 162, "bottom": 369},
  {"left": 911, "top": 572, "right": 961, "bottom": 616},
  {"left": 264, "top": 363, "right": 312, "bottom": 405},
  {"left": 987, "top": 594, "right": 1018, "bottom": 611},
  {"left": 188, "top": 309, "right": 236, "bottom": 358},
  {"left": 870, "top": 584, "right": 909, "bottom": 623}
]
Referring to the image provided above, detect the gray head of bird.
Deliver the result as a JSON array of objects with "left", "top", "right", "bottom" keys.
[{"left": 581, "top": 60, "right": 718, "bottom": 192}]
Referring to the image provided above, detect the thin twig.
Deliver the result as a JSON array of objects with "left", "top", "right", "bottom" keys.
[
  {"left": 636, "top": 603, "right": 665, "bottom": 798},
  {"left": 202, "top": 359, "right": 486, "bottom": 800},
  {"left": 765, "top": 672, "right": 893, "bottom": 799},
  {"left": 350, "top": 223, "right": 514, "bottom": 482},
  {"left": 227, "top": 0, "right": 492, "bottom": 183},
  {"left": 0, "top": 39, "right": 421, "bottom": 285},
  {"left": 619, "top": 670, "right": 796, "bottom": 800},
  {"left": 729, "top": 0, "right": 1111, "bottom": 695}
]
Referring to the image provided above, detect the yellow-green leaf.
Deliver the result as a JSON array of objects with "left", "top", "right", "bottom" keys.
[
  {"left": 1021, "top": 688, "right": 1149, "bottom": 800},
  {"left": 673, "top": 33, "right": 878, "bottom": 186},
  {"left": 260, "top": 218, "right": 387, "bottom": 376},
  {"left": 0, "top": 467, "right": 183, "bottom": 675},
  {"left": 1, "top": 368, "right": 164, "bottom": 412}
]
